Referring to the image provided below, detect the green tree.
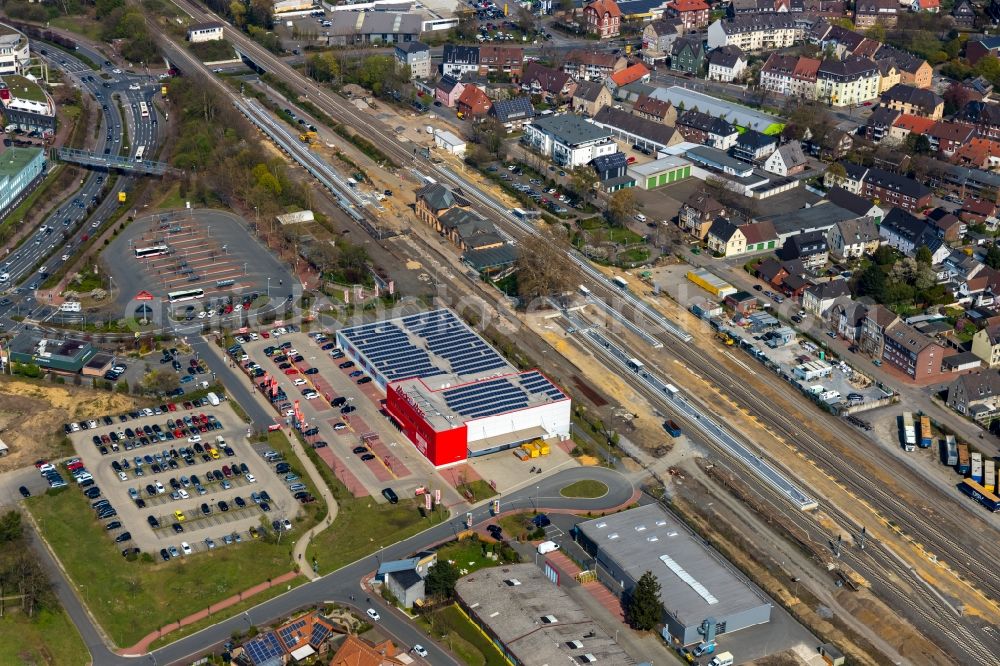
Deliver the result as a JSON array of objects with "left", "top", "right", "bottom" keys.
[
  {"left": 606, "top": 188, "right": 637, "bottom": 226},
  {"left": 0, "top": 510, "right": 22, "bottom": 543},
  {"left": 625, "top": 571, "right": 662, "bottom": 631},
  {"left": 986, "top": 244, "right": 1000, "bottom": 269},
  {"left": 570, "top": 167, "right": 598, "bottom": 197},
  {"left": 855, "top": 263, "right": 887, "bottom": 302},
  {"left": 141, "top": 369, "right": 180, "bottom": 394},
  {"left": 915, "top": 245, "right": 933, "bottom": 265},
  {"left": 872, "top": 245, "right": 896, "bottom": 266},
  {"left": 424, "top": 560, "right": 460, "bottom": 598},
  {"left": 864, "top": 24, "right": 886, "bottom": 42}
]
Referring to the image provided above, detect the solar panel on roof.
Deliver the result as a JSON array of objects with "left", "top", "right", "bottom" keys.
[
  {"left": 278, "top": 619, "right": 308, "bottom": 647},
  {"left": 244, "top": 632, "right": 285, "bottom": 665},
  {"left": 311, "top": 622, "right": 331, "bottom": 645}
]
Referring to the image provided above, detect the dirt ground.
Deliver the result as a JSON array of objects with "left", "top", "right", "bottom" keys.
[{"left": 0, "top": 379, "right": 145, "bottom": 472}]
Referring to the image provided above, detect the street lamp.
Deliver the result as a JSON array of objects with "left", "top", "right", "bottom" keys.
[{"left": 266, "top": 276, "right": 271, "bottom": 299}]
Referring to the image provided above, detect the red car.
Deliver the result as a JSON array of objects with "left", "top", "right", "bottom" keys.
[
  {"left": 167, "top": 403, "right": 177, "bottom": 412},
  {"left": 284, "top": 368, "right": 299, "bottom": 375},
  {"left": 261, "top": 331, "right": 270, "bottom": 339}
]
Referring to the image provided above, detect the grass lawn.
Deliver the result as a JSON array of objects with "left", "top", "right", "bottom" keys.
[
  {"left": 496, "top": 514, "right": 532, "bottom": 541},
  {"left": 27, "top": 488, "right": 299, "bottom": 648},
  {"left": 607, "top": 227, "right": 644, "bottom": 245},
  {"left": 559, "top": 479, "right": 609, "bottom": 499},
  {"left": 420, "top": 604, "right": 509, "bottom": 666},
  {"left": 435, "top": 538, "right": 499, "bottom": 575},
  {"left": 48, "top": 15, "right": 104, "bottom": 42},
  {"left": 155, "top": 182, "right": 189, "bottom": 210},
  {"left": 0, "top": 607, "right": 88, "bottom": 666},
  {"left": 456, "top": 479, "right": 497, "bottom": 502},
  {"left": 619, "top": 247, "right": 650, "bottom": 264}
]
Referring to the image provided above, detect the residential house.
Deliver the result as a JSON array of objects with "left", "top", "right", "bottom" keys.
[
  {"left": 967, "top": 36, "right": 1000, "bottom": 65},
  {"left": 860, "top": 304, "right": 899, "bottom": 358},
  {"left": 947, "top": 371, "right": 1000, "bottom": 423},
  {"left": 670, "top": 37, "right": 705, "bottom": 75},
  {"left": 666, "top": 0, "right": 711, "bottom": 29},
  {"left": 642, "top": 19, "right": 685, "bottom": 64},
  {"left": 394, "top": 41, "right": 431, "bottom": 80},
  {"left": 972, "top": 325, "right": 1000, "bottom": 367},
  {"left": 876, "top": 58, "right": 900, "bottom": 93},
  {"left": 828, "top": 217, "right": 880, "bottom": 258},
  {"left": 571, "top": 80, "right": 613, "bottom": 116},
  {"left": 823, "top": 161, "right": 868, "bottom": 194},
  {"left": 186, "top": 21, "right": 224, "bottom": 42},
  {"left": 756, "top": 257, "right": 795, "bottom": 287},
  {"left": 880, "top": 83, "right": 944, "bottom": 120},
  {"left": 742, "top": 220, "right": 779, "bottom": 253},
  {"left": 706, "top": 15, "right": 808, "bottom": 52},
  {"left": 864, "top": 106, "right": 901, "bottom": 143},
  {"left": 441, "top": 44, "right": 480, "bottom": 78},
  {"left": 879, "top": 208, "right": 948, "bottom": 261},
  {"left": 632, "top": 94, "right": 677, "bottom": 125},
  {"left": 816, "top": 57, "right": 881, "bottom": 107},
  {"left": 733, "top": 129, "right": 778, "bottom": 162},
  {"left": 853, "top": 0, "right": 899, "bottom": 28},
  {"left": 955, "top": 101, "right": 1000, "bottom": 140},
  {"left": 707, "top": 45, "right": 747, "bottom": 82},
  {"left": 679, "top": 190, "right": 727, "bottom": 239},
  {"left": 763, "top": 202, "right": 863, "bottom": 244},
  {"left": 456, "top": 85, "right": 492, "bottom": 120},
  {"left": 830, "top": 297, "right": 869, "bottom": 342},
  {"left": 911, "top": 0, "right": 940, "bottom": 12},
  {"left": 874, "top": 45, "right": 932, "bottom": 88},
  {"left": 584, "top": 0, "right": 623, "bottom": 38},
  {"left": 478, "top": 45, "right": 524, "bottom": 77},
  {"left": 591, "top": 106, "right": 684, "bottom": 152},
  {"left": 677, "top": 110, "right": 739, "bottom": 149},
  {"left": 887, "top": 113, "right": 935, "bottom": 144},
  {"left": 706, "top": 217, "right": 746, "bottom": 255},
  {"left": 240, "top": 611, "right": 340, "bottom": 665},
  {"left": 779, "top": 230, "right": 829, "bottom": 269},
  {"left": 760, "top": 53, "right": 821, "bottom": 100},
  {"left": 489, "top": 97, "right": 535, "bottom": 131},
  {"left": 862, "top": 166, "right": 933, "bottom": 212},
  {"left": 763, "top": 142, "right": 807, "bottom": 176},
  {"left": 951, "top": 0, "right": 976, "bottom": 28},
  {"left": 953, "top": 138, "right": 1000, "bottom": 170},
  {"left": 440, "top": 207, "right": 505, "bottom": 251},
  {"left": 928, "top": 120, "right": 977, "bottom": 156},
  {"left": 330, "top": 636, "right": 408, "bottom": 666},
  {"left": 523, "top": 114, "right": 617, "bottom": 167},
  {"left": 435, "top": 75, "right": 464, "bottom": 108},
  {"left": 521, "top": 63, "right": 576, "bottom": 103},
  {"left": 827, "top": 186, "right": 884, "bottom": 222},
  {"left": 883, "top": 319, "right": 948, "bottom": 380},
  {"left": 810, "top": 22, "right": 873, "bottom": 58},
  {"left": 609, "top": 62, "right": 652, "bottom": 89},
  {"left": 802, "top": 279, "right": 851, "bottom": 315},
  {"left": 563, "top": 50, "right": 628, "bottom": 82},
  {"left": 591, "top": 152, "right": 635, "bottom": 192},
  {"left": 804, "top": 129, "right": 853, "bottom": 160}
]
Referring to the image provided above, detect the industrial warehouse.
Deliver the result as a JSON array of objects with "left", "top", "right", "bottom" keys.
[
  {"left": 454, "top": 563, "right": 631, "bottom": 665},
  {"left": 575, "top": 504, "right": 772, "bottom": 645},
  {"left": 336, "top": 308, "right": 571, "bottom": 466}
]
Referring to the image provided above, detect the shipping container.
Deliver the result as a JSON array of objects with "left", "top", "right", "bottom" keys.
[
  {"left": 958, "top": 443, "right": 971, "bottom": 475},
  {"left": 902, "top": 412, "right": 916, "bottom": 451},
  {"left": 985, "top": 459, "right": 996, "bottom": 493},
  {"left": 957, "top": 479, "right": 1000, "bottom": 512},
  {"left": 919, "top": 415, "right": 932, "bottom": 448},
  {"left": 941, "top": 435, "right": 958, "bottom": 467},
  {"left": 971, "top": 452, "right": 983, "bottom": 483},
  {"left": 663, "top": 420, "right": 682, "bottom": 437}
]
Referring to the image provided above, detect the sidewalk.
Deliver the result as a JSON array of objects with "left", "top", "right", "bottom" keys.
[{"left": 117, "top": 571, "right": 299, "bottom": 655}]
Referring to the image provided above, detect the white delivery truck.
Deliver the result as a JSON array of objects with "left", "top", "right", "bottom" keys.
[
  {"left": 708, "top": 652, "right": 734, "bottom": 666},
  {"left": 537, "top": 540, "right": 559, "bottom": 554},
  {"left": 206, "top": 392, "right": 220, "bottom": 406},
  {"left": 60, "top": 301, "right": 82, "bottom": 312}
]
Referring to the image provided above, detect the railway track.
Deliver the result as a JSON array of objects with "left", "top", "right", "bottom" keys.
[{"left": 154, "top": 5, "right": 1000, "bottom": 657}]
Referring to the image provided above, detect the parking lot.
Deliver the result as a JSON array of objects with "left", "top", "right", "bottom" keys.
[
  {"left": 62, "top": 398, "right": 300, "bottom": 559},
  {"left": 230, "top": 329, "right": 455, "bottom": 504},
  {"left": 104, "top": 209, "right": 295, "bottom": 312}
]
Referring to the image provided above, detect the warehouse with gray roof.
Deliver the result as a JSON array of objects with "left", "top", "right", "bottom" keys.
[{"left": 575, "top": 503, "right": 772, "bottom": 645}]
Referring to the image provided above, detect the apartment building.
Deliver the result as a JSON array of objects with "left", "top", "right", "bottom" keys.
[{"left": 815, "top": 57, "right": 880, "bottom": 107}]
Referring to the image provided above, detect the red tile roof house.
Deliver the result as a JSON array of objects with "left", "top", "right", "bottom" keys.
[
  {"left": 456, "top": 85, "right": 493, "bottom": 120},
  {"left": 666, "top": 0, "right": 710, "bottom": 30},
  {"left": 584, "top": 0, "right": 622, "bottom": 38},
  {"left": 609, "top": 62, "right": 651, "bottom": 89}
]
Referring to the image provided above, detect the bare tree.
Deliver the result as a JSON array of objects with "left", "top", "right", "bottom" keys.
[{"left": 515, "top": 231, "right": 576, "bottom": 305}]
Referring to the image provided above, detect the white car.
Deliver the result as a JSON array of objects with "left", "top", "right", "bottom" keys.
[
  {"left": 112, "top": 68, "right": 121, "bottom": 74},
  {"left": 61, "top": 254, "right": 69, "bottom": 261},
  {"left": 234, "top": 303, "right": 243, "bottom": 312},
  {"left": 88, "top": 419, "right": 99, "bottom": 428},
  {"left": 128, "top": 83, "right": 140, "bottom": 90},
  {"left": 70, "top": 422, "right": 80, "bottom": 432},
  {"left": 292, "top": 378, "right": 307, "bottom": 386},
  {"left": 197, "top": 311, "right": 207, "bottom": 319},
  {"left": 38, "top": 463, "right": 55, "bottom": 474},
  {"left": 248, "top": 333, "right": 259, "bottom": 341},
  {"left": 281, "top": 519, "right": 292, "bottom": 531},
  {"left": 188, "top": 435, "right": 202, "bottom": 443},
  {"left": 155, "top": 481, "right": 165, "bottom": 493},
  {"left": 245, "top": 473, "right": 257, "bottom": 483},
  {"left": 180, "top": 541, "right": 192, "bottom": 555},
  {"left": 178, "top": 489, "right": 189, "bottom": 499},
  {"left": 303, "top": 392, "right": 319, "bottom": 400},
  {"left": 118, "top": 471, "right": 128, "bottom": 481},
  {"left": 366, "top": 608, "right": 380, "bottom": 621},
  {"left": 413, "top": 645, "right": 428, "bottom": 658}
]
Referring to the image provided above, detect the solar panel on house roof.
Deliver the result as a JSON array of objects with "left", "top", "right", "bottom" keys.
[
  {"left": 310, "top": 622, "right": 331, "bottom": 646},
  {"left": 278, "top": 619, "right": 307, "bottom": 647},
  {"left": 244, "top": 632, "right": 285, "bottom": 665}
]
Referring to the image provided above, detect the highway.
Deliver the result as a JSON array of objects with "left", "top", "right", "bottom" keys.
[
  {"left": 0, "top": 42, "right": 162, "bottom": 327},
  {"left": 144, "top": 9, "right": 1000, "bottom": 661}
]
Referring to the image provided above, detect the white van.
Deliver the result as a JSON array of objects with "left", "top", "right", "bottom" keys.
[
  {"left": 537, "top": 540, "right": 559, "bottom": 554},
  {"left": 60, "top": 301, "right": 82, "bottom": 312},
  {"left": 0, "top": 272, "right": 9, "bottom": 282},
  {"left": 206, "top": 392, "right": 220, "bottom": 406},
  {"left": 709, "top": 652, "right": 734, "bottom": 666}
]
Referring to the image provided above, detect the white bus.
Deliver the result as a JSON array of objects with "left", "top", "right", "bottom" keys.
[
  {"left": 611, "top": 276, "right": 629, "bottom": 290},
  {"left": 134, "top": 145, "right": 145, "bottom": 161},
  {"left": 139, "top": 101, "right": 149, "bottom": 118},
  {"left": 134, "top": 244, "right": 169, "bottom": 259},
  {"left": 168, "top": 288, "right": 204, "bottom": 303}
]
